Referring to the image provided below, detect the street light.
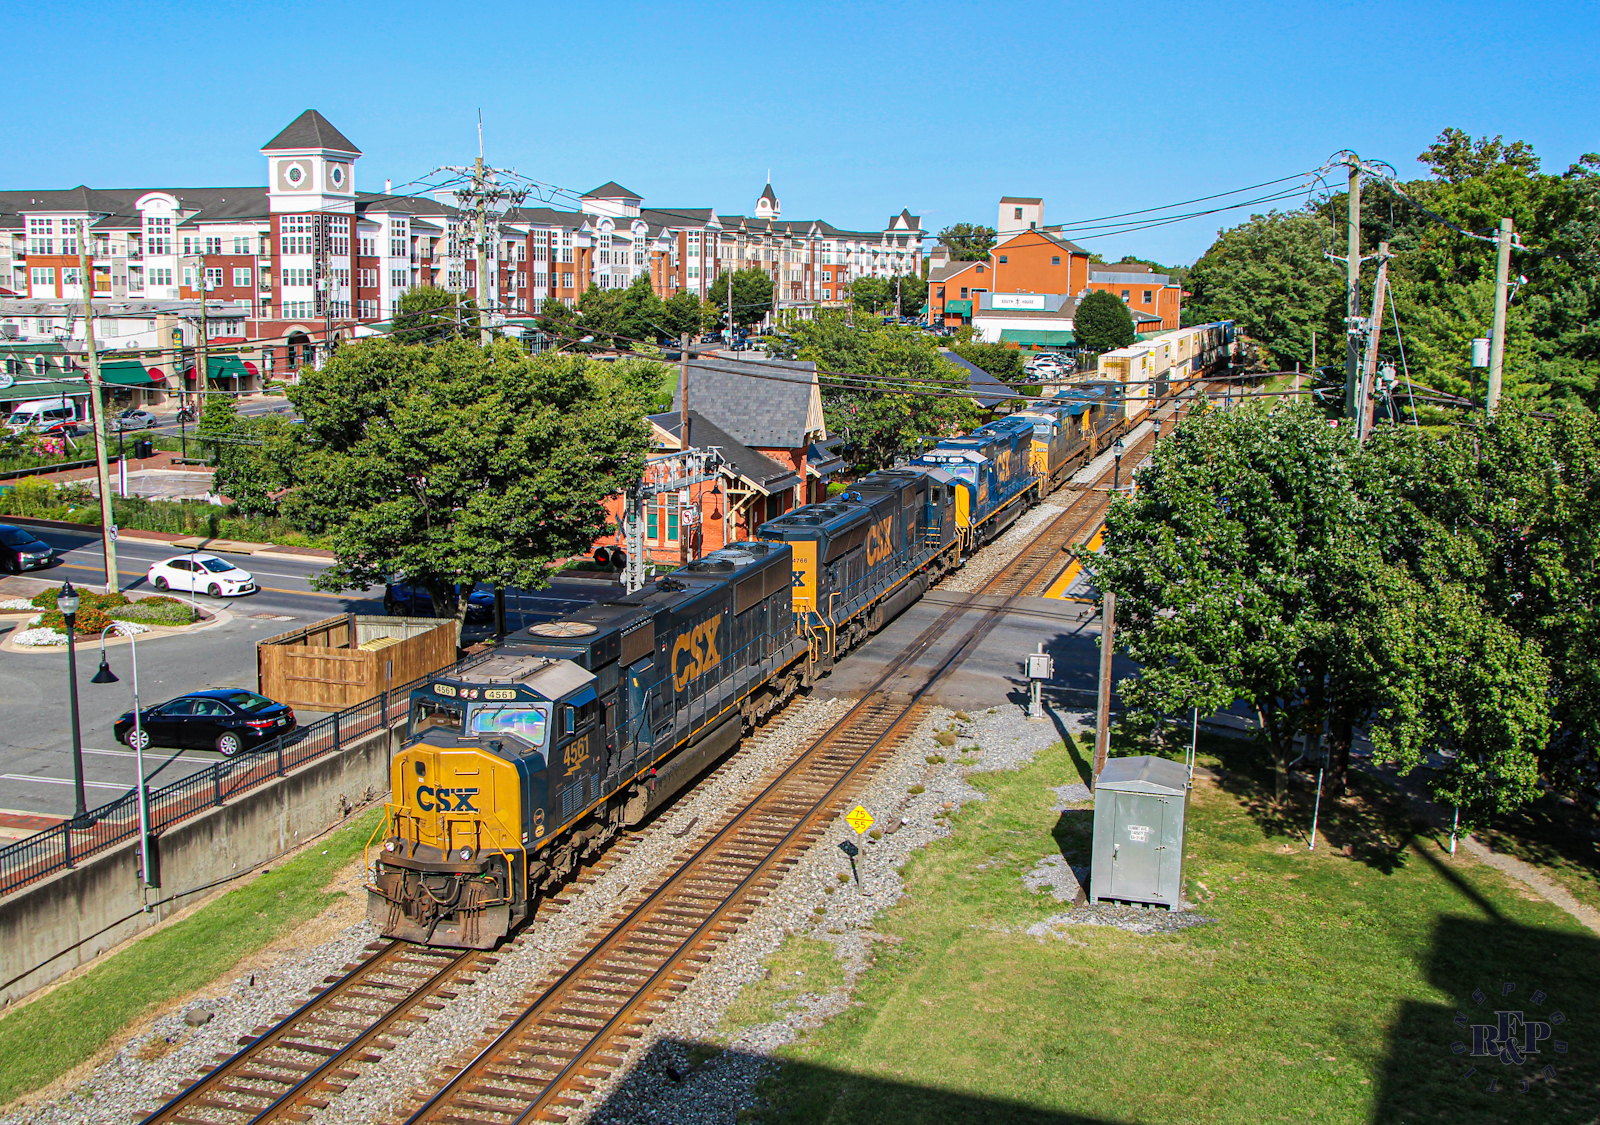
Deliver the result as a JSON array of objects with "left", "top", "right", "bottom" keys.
[
  {"left": 1112, "top": 437, "right": 1126, "bottom": 496},
  {"left": 58, "top": 580, "right": 93, "bottom": 828},
  {"left": 90, "top": 623, "right": 153, "bottom": 889},
  {"left": 1153, "top": 416, "right": 1163, "bottom": 444}
]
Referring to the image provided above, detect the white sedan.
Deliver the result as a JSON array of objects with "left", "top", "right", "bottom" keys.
[{"left": 147, "top": 553, "right": 259, "bottom": 597}]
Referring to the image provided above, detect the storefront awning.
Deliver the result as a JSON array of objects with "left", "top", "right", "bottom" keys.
[
  {"left": 999, "top": 329, "right": 1076, "bottom": 347},
  {"left": 944, "top": 300, "right": 973, "bottom": 316},
  {"left": 96, "top": 360, "right": 162, "bottom": 386},
  {"left": 185, "top": 355, "right": 250, "bottom": 381}
]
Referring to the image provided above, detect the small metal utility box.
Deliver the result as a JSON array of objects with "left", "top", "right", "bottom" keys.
[{"left": 1091, "top": 755, "right": 1190, "bottom": 908}]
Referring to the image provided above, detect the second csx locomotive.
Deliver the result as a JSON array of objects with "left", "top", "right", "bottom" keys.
[{"left": 367, "top": 323, "right": 1236, "bottom": 947}]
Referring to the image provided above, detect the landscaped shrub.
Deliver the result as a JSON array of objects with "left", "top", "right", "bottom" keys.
[
  {"left": 30, "top": 589, "right": 130, "bottom": 611},
  {"left": 37, "top": 606, "right": 114, "bottom": 636},
  {"left": 112, "top": 599, "right": 197, "bottom": 626}
]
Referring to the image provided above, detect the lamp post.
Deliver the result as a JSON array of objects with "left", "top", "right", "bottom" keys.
[
  {"left": 1153, "top": 416, "right": 1163, "bottom": 445},
  {"left": 1111, "top": 437, "right": 1126, "bottom": 496},
  {"left": 91, "top": 623, "right": 152, "bottom": 889},
  {"left": 58, "top": 580, "right": 93, "bottom": 828}
]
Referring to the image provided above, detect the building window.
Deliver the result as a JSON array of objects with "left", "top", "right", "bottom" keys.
[
  {"left": 280, "top": 215, "right": 315, "bottom": 255},
  {"left": 31, "top": 267, "right": 55, "bottom": 288},
  {"left": 975, "top": 264, "right": 985, "bottom": 274},
  {"left": 959, "top": 287, "right": 968, "bottom": 298},
  {"left": 391, "top": 269, "right": 407, "bottom": 288},
  {"left": 1121, "top": 289, "right": 1130, "bottom": 301},
  {"left": 1143, "top": 290, "right": 1154, "bottom": 303},
  {"left": 233, "top": 268, "right": 252, "bottom": 287},
  {"left": 358, "top": 299, "right": 378, "bottom": 318},
  {"left": 936, "top": 287, "right": 945, "bottom": 299},
  {"left": 822, "top": 288, "right": 831, "bottom": 301},
  {"left": 1051, "top": 256, "right": 1060, "bottom": 266},
  {"left": 203, "top": 236, "right": 222, "bottom": 255},
  {"left": 562, "top": 272, "right": 573, "bottom": 288},
  {"left": 998, "top": 255, "right": 1007, "bottom": 264},
  {"left": 149, "top": 267, "right": 172, "bottom": 287},
  {"left": 204, "top": 267, "right": 224, "bottom": 289},
  {"left": 1013, "top": 208, "right": 1023, "bottom": 220},
  {"left": 282, "top": 267, "right": 314, "bottom": 288},
  {"left": 233, "top": 236, "right": 252, "bottom": 255}
]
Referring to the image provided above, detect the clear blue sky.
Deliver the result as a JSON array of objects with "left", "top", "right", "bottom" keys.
[{"left": 8, "top": 0, "right": 1595, "bottom": 265}]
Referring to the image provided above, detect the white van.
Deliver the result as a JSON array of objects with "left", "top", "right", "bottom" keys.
[{"left": 5, "top": 398, "right": 79, "bottom": 434}]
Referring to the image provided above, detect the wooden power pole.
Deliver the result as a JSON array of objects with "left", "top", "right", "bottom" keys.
[
  {"left": 1342, "top": 160, "right": 1362, "bottom": 420},
  {"left": 1093, "top": 589, "right": 1116, "bottom": 783},
  {"left": 77, "top": 221, "right": 118, "bottom": 594},
  {"left": 1358, "top": 243, "right": 1391, "bottom": 441},
  {"left": 1487, "top": 217, "right": 1514, "bottom": 413}
]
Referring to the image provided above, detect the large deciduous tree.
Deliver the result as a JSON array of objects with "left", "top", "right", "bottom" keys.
[
  {"left": 706, "top": 268, "right": 775, "bottom": 329},
  {"left": 793, "top": 314, "right": 978, "bottom": 470},
  {"left": 280, "top": 339, "right": 657, "bottom": 627},
  {"left": 1073, "top": 290, "right": 1137, "bottom": 353},
  {"left": 394, "top": 285, "right": 469, "bottom": 344},
  {"left": 937, "top": 223, "right": 997, "bottom": 261}
]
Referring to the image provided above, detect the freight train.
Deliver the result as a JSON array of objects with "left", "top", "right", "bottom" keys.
[{"left": 365, "top": 324, "right": 1237, "bottom": 948}]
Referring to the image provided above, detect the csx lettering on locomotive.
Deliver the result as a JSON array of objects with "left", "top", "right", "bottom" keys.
[
  {"left": 672, "top": 614, "right": 723, "bottom": 690},
  {"left": 865, "top": 514, "right": 895, "bottom": 567},
  {"left": 416, "top": 785, "right": 479, "bottom": 812}
]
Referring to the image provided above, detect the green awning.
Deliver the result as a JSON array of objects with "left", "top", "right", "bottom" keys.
[
  {"left": 944, "top": 299, "right": 973, "bottom": 316},
  {"left": 96, "top": 360, "right": 159, "bottom": 386},
  {"left": 189, "top": 355, "right": 250, "bottom": 381},
  {"left": 1000, "top": 329, "right": 1076, "bottom": 347},
  {"left": 918, "top": 303, "right": 929, "bottom": 316},
  {"left": 0, "top": 378, "right": 89, "bottom": 402}
]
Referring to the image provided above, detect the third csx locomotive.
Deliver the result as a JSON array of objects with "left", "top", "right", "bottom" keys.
[{"left": 367, "top": 322, "right": 1236, "bottom": 947}]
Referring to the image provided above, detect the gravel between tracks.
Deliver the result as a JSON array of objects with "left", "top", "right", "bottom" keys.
[
  {"left": 577, "top": 702, "right": 1090, "bottom": 1125},
  {"left": 935, "top": 496, "right": 1069, "bottom": 594}
]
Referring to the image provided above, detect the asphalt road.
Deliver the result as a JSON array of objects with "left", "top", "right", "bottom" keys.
[{"left": 0, "top": 529, "right": 615, "bottom": 819}]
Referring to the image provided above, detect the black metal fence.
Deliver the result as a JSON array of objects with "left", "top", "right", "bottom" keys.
[{"left": 0, "top": 659, "right": 479, "bottom": 899}]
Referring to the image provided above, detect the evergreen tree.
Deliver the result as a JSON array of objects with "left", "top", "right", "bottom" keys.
[{"left": 1074, "top": 290, "right": 1136, "bottom": 352}]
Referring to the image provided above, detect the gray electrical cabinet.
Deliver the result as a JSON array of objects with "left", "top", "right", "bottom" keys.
[{"left": 1090, "top": 755, "right": 1190, "bottom": 908}]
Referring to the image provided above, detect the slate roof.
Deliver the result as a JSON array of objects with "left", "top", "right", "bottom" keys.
[
  {"left": 928, "top": 260, "right": 983, "bottom": 283},
  {"left": 583, "top": 181, "right": 642, "bottom": 200},
  {"left": 940, "top": 350, "right": 1022, "bottom": 408},
  {"left": 998, "top": 228, "right": 1089, "bottom": 256},
  {"left": 261, "top": 110, "right": 361, "bottom": 154},
  {"left": 1000, "top": 196, "right": 1043, "bottom": 204},
  {"left": 672, "top": 358, "right": 821, "bottom": 449},
  {"left": 758, "top": 184, "right": 778, "bottom": 205},
  {"left": 648, "top": 410, "right": 803, "bottom": 495}
]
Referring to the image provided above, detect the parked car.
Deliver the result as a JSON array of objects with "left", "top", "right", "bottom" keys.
[
  {"left": 147, "top": 552, "right": 258, "bottom": 596},
  {"left": 5, "top": 398, "right": 79, "bottom": 435},
  {"left": 110, "top": 409, "right": 160, "bottom": 432},
  {"left": 385, "top": 581, "right": 494, "bottom": 622},
  {"left": 0, "top": 524, "right": 54, "bottom": 573},
  {"left": 114, "top": 689, "right": 295, "bottom": 755}
]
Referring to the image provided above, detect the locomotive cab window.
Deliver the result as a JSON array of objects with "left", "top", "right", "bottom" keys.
[
  {"left": 411, "top": 698, "right": 463, "bottom": 737},
  {"left": 563, "top": 691, "right": 600, "bottom": 737},
  {"left": 467, "top": 703, "right": 549, "bottom": 751}
]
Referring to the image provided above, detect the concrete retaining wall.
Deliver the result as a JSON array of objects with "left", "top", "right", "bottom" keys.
[{"left": 0, "top": 724, "right": 398, "bottom": 1009}]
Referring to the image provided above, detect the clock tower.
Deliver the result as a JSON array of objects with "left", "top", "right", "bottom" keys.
[{"left": 261, "top": 109, "right": 361, "bottom": 214}]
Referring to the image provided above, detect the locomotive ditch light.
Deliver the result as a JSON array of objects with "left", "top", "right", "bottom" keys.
[
  {"left": 385, "top": 840, "right": 396, "bottom": 851},
  {"left": 459, "top": 846, "right": 473, "bottom": 861}
]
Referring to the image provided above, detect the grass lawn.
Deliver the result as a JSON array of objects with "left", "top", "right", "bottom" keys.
[
  {"left": 0, "top": 807, "right": 382, "bottom": 1107},
  {"left": 737, "top": 733, "right": 1600, "bottom": 1125}
]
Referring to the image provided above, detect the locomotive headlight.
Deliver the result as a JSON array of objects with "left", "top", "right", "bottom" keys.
[
  {"left": 384, "top": 840, "right": 396, "bottom": 851},
  {"left": 459, "top": 847, "right": 473, "bottom": 861}
]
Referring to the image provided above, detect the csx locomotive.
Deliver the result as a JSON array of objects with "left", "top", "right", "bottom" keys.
[{"left": 367, "top": 325, "right": 1234, "bottom": 947}]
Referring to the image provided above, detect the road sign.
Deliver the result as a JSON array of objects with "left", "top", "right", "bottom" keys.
[
  {"left": 845, "top": 805, "right": 874, "bottom": 835},
  {"left": 0, "top": 371, "right": 13, "bottom": 391},
  {"left": 108, "top": 525, "right": 119, "bottom": 542}
]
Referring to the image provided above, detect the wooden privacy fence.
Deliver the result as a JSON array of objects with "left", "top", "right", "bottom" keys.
[{"left": 257, "top": 614, "right": 457, "bottom": 711}]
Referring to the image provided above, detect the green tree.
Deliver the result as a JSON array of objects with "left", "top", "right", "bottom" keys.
[
  {"left": 1073, "top": 290, "right": 1137, "bottom": 353},
  {"left": 706, "top": 268, "right": 775, "bottom": 330},
  {"left": 212, "top": 414, "right": 296, "bottom": 517},
  {"left": 949, "top": 340, "right": 1025, "bottom": 386},
  {"left": 196, "top": 393, "right": 239, "bottom": 465},
  {"left": 849, "top": 277, "right": 892, "bottom": 313},
  {"left": 794, "top": 314, "right": 978, "bottom": 470},
  {"left": 280, "top": 339, "right": 655, "bottom": 627},
  {"left": 937, "top": 223, "right": 997, "bottom": 261},
  {"left": 661, "top": 289, "right": 713, "bottom": 340},
  {"left": 393, "top": 285, "right": 467, "bottom": 344}
]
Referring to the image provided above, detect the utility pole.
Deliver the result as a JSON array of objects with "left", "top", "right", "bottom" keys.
[
  {"left": 1310, "top": 330, "right": 1317, "bottom": 378},
  {"left": 1357, "top": 243, "right": 1391, "bottom": 442},
  {"left": 727, "top": 271, "right": 735, "bottom": 348},
  {"left": 475, "top": 147, "right": 492, "bottom": 348},
  {"left": 1342, "top": 158, "right": 1362, "bottom": 420},
  {"left": 197, "top": 266, "right": 209, "bottom": 421},
  {"left": 679, "top": 333, "right": 692, "bottom": 567},
  {"left": 1487, "top": 217, "right": 1514, "bottom": 413},
  {"left": 1093, "top": 589, "right": 1116, "bottom": 784},
  {"left": 76, "top": 221, "right": 119, "bottom": 594}
]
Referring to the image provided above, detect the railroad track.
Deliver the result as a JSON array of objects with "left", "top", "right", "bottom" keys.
[
  {"left": 142, "top": 940, "right": 492, "bottom": 1125},
  {"left": 143, "top": 386, "right": 1210, "bottom": 1125},
  {"left": 390, "top": 419, "right": 1179, "bottom": 1125},
  {"left": 993, "top": 385, "right": 1208, "bottom": 599}
]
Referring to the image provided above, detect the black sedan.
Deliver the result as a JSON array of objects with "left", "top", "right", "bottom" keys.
[
  {"left": 115, "top": 689, "right": 296, "bottom": 756},
  {"left": 0, "top": 524, "right": 54, "bottom": 573}
]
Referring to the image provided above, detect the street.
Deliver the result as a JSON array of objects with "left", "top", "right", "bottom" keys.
[{"left": 0, "top": 526, "right": 614, "bottom": 820}]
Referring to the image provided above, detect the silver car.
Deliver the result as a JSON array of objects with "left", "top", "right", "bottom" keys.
[{"left": 110, "top": 409, "right": 160, "bottom": 432}]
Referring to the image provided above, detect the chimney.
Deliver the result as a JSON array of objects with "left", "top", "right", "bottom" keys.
[{"left": 384, "top": 178, "right": 392, "bottom": 194}]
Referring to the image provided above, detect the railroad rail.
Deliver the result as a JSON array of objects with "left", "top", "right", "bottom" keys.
[
  {"left": 140, "top": 941, "right": 490, "bottom": 1125},
  {"left": 142, "top": 383, "right": 1209, "bottom": 1125},
  {"left": 393, "top": 393, "right": 1204, "bottom": 1125}
]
